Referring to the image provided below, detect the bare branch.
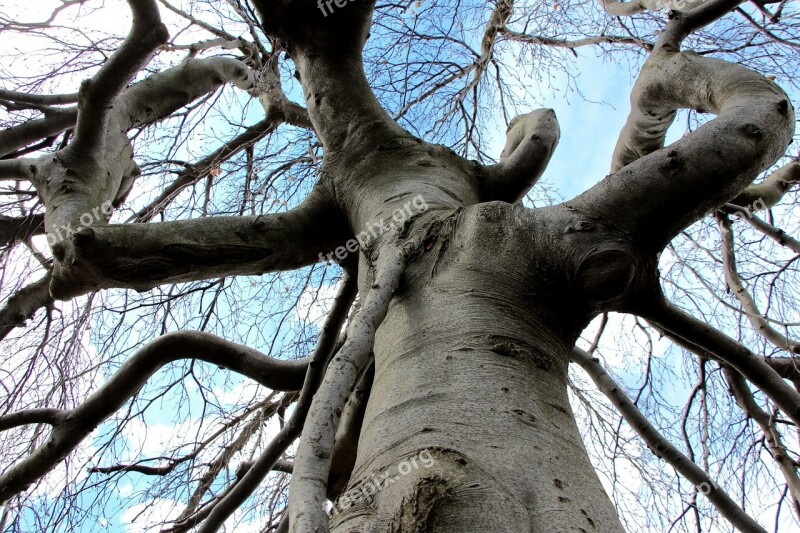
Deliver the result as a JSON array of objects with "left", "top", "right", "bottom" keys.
[
  {"left": 195, "top": 272, "right": 358, "bottom": 533},
  {"left": 458, "top": 0, "right": 513, "bottom": 101},
  {"left": 176, "top": 395, "right": 290, "bottom": 521},
  {"left": 721, "top": 204, "right": 800, "bottom": 254},
  {"left": 645, "top": 300, "right": 800, "bottom": 427},
  {"left": 598, "top": 0, "right": 659, "bottom": 17},
  {"left": 90, "top": 396, "right": 278, "bottom": 478},
  {"left": 255, "top": 55, "right": 313, "bottom": 130},
  {"left": 0, "top": 89, "right": 78, "bottom": 106},
  {"left": 289, "top": 244, "right": 409, "bottom": 533},
  {"left": 500, "top": 27, "right": 654, "bottom": 52},
  {"left": 115, "top": 57, "right": 257, "bottom": 132},
  {"left": 762, "top": 357, "right": 800, "bottom": 388},
  {"left": 0, "top": 213, "right": 45, "bottom": 248},
  {"left": 0, "top": 272, "right": 53, "bottom": 342},
  {"left": 571, "top": 347, "right": 767, "bottom": 532},
  {"left": 0, "top": 110, "right": 76, "bottom": 158},
  {"left": 66, "top": 0, "right": 169, "bottom": 156},
  {"left": 658, "top": 0, "right": 745, "bottom": 49},
  {"left": 735, "top": 7, "right": 800, "bottom": 49},
  {"left": 32, "top": 56, "right": 299, "bottom": 297},
  {"left": 724, "top": 366, "right": 800, "bottom": 519},
  {"left": 729, "top": 161, "right": 800, "bottom": 210},
  {"left": 0, "top": 331, "right": 310, "bottom": 504},
  {"left": 0, "top": 408, "right": 66, "bottom": 432},
  {"left": 157, "top": 0, "right": 242, "bottom": 43},
  {"left": 479, "top": 109, "right": 560, "bottom": 202},
  {"left": 717, "top": 212, "right": 800, "bottom": 354},
  {"left": 134, "top": 117, "right": 296, "bottom": 222}
]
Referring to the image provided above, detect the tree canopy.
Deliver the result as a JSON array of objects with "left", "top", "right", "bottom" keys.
[{"left": 0, "top": 0, "right": 799, "bottom": 531}]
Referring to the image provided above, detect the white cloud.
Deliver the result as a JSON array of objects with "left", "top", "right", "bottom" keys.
[
  {"left": 293, "top": 281, "right": 341, "bottom": 328},
  {"left": 121, "top": 498, "right": 182, "bottom": 533}
]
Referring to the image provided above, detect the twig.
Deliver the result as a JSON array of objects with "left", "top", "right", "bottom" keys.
[{"left": 571, "top": 347, "right": 767, "bottom": 532}]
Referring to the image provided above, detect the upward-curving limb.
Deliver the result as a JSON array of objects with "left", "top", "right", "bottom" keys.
[
  {"left": 479, "top": 108, "right": 560, "bottom": 203},
  {"left": 571, "top": 10, "right": 793, "bottom": 251}
]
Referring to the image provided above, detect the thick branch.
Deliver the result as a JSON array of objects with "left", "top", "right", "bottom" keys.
[
  {"left": 114, "top": 57, "right": 257, "bottom": 133},
  {"left": 0, "top": 272, "right": 53, "bottom": 342},
  {"left": 33, "top": 57, "right": 276, "bottom": 270},
  {"left": 0, "top": 159, "right": 35, "bottom": 181},
  {"left": 574, "top": 48, "right": 794, "bottom": 251},
  {"left": 0, "top": 89, "right": 78, "bottom": 106},
  {"left": 66, "top": 0, "right": 169, "bottom": 156},
  {"left": 0, "top": 331, "right": 309, "bottom": 504},
  {"left": 480, "top": 108, "right": 560, "bottom": 202},
  {"left": 658, "top": 0, "right": 746, "bottom": 49},
  {"left": 762, "top": 357, "right": 800, "bottom": 388},
  {"left": 0, "top": 213, "right": 44, "bottom": 247},
  {"left": 0, "top": 408, "right": 66, "bottom": 432},
  {"left": 255, "top": 54, "right": 313, "bottom": 130},
  {"left": 32, "top": 56, "right": 304, "bottom": 299},
  {"left": 645, "top": 300, "right": 800, "bottom": 427},
  {"left": 598, "top": 0, "right": 660, "bottom": 17},
  {"left": 571, "top": 347, "right": 767, "bottom": 532},
  {"left": 47, "top": 181, "right": 346, "bottom": 300},
  {"left": 289, "top": 245, "right": 408, "bottom": 533},
  {"left": 0, "top": 110, "right": 76, "bottom": 158},
  {"left": 195, "top": 273, "right": 358, "bottom": 533},
  {"left": 728, "top": 161, "right": 800, "bottom": 209}
]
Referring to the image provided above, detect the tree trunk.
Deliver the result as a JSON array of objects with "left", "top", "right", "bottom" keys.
[{"left": 331, "top": 202, "right": 624, "bottom": 532}]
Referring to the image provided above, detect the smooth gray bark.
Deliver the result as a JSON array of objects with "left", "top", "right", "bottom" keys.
[{"left": 0, "top": 0, "right": 795, "bottom": 530}]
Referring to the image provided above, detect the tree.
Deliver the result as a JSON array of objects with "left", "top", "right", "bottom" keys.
[{"left": 0, "top": 0, "right": 798, "bottom": 531}]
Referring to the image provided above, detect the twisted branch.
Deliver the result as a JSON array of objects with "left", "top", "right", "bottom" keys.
[{"left": 288, "top": 245, "right": 408, "bottom": 533}]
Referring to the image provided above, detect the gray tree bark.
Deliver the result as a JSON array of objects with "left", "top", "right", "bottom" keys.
[{"left": 0, "top": 0, "right": 796, "bottom": 531}]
